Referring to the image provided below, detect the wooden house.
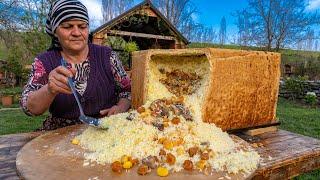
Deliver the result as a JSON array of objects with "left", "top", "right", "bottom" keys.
[{"left": 92, "top": 0, "right": 189, "bottom": 50}]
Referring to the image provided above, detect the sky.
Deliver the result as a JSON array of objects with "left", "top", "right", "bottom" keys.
[{"left": 80, "top": 0, "right": 320, "bottom": 35}]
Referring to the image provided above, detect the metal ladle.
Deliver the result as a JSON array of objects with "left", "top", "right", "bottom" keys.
[{"left": 60, "top": 58, "right": 106, "bottom": 129}]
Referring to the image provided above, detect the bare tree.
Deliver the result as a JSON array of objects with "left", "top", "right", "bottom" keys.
[
  {"left": 151, "top": 0, "right": 198, "bottom": 40},
  {"left": 314, "top": 40, "right": 318, "bottom": 51},
  {"left": 101, "top": 0, "right": 134, "bottom": 22},
  {"left": 234, "top": 9, "right": 253, "bottom": 46},
  {"left": 234, "top": 0, "right": 319, "bottom": 51},
  {"left": 219, "top": 16, "right": 226, "bottom": 44},
  {"left": 305, "top": 29, "right": 314, "bottom": 51}
]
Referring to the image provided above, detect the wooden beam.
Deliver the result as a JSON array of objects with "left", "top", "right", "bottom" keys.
[
  {"left": 244, "top": 126, "right": 278, "bottom": 136},
  {"left": 107, "top": 30, "right": 175, "bottom": 41}
]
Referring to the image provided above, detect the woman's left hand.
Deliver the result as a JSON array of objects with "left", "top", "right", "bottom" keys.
[
  {"left": 99, "top": 98, "right": 131, "bottom": 116},
  {"left": 100, "top": 105, "right": 122, "bottom": 116}
]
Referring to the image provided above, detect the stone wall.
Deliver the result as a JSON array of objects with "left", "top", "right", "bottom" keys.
[{"left": 279, "top": 80, "right": 320, "bottom": 104}]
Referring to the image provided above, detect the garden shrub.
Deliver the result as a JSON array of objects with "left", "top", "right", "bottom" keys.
[
  {"left": 305, "top": 92, "right": 318, "bottom": 106},
  {"left": 284, "top": 76, "right": 307, "bottom": 100}
]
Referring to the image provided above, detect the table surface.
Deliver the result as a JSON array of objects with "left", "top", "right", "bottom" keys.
[{"left": 1, "top": 129, "right": 319, "bottom": 180}]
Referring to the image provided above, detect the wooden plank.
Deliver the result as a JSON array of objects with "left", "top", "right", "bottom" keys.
[
  {"left": 131, "top": 51, "right": 149, "bottom": 109},
  {"left": 0, "top": 132, "right": 42, "bottom": 179},
  {"left": 247, "top": 130, "right": 320, "bottom": 179},
  {"left": 244, "top": 126, "right": 278, "bottom": 136},
  {"left": 143, "top": 8, "right": 157, "bottom": 17},
  {"left": 259, "top": 137, "right": 320, "bottom": 166},
  {"left": 108, "top": 30, "right": 175, "bottom": 40}
]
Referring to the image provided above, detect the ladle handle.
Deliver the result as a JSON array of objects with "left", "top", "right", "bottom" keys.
[{"left": 60, "top": 58, "right": 85, "bottom": 116}]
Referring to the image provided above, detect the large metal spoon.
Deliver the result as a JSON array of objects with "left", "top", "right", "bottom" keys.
[{"left": 60, "top": 58, "right": 106, "bottom": 129}]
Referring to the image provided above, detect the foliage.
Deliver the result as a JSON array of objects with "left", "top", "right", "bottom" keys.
[
  {"left": 284, "top": 76, "right": 307, "bottom": 100},
  {"left": 104, "top": 36, "right": 127, "bottom": 50},
  {"left": 124, "top": 41, "right": 139, "bottom": 52},
  {"left": 0, "top": 87, "right": 22, "bottom": 96},
  {"left": 0, "top": 0, "right": 51, "bottom": 85},
  {"left": 0, "top": 89, "right": 15, "bottom": 96},
  {"left": 23, "top": 31, "right": 51, "bottom": 61},
  {"left": 304, "top": 92, "right": 318, "bottom": 106},
  {"left": 104, "top": 36, "right": 139, "bottom": 69}
]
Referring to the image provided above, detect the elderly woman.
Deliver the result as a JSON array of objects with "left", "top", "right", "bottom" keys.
[{"left": 20, "top": 0, "right": 131, "bottom": 130}]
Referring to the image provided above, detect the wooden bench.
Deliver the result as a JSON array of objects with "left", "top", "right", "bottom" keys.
[{"left": 0, "top": 130, "right": 319, "bottom": 179}]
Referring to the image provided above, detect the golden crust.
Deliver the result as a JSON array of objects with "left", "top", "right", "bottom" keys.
[{"left": 131, "top": 48, "right": 281, "bottom": 131}]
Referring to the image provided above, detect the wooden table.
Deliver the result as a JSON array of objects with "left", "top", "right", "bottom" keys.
[{"left": 1, "top": 130, "right": 319, "bottom": 180}]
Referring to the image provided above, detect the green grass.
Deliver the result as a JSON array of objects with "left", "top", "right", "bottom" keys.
[
  {"left": 277, "top": 98, "right": 320, "bottom": 139},
  {"left": 0, "top": 108, "right": 46, "bottom": 135}
]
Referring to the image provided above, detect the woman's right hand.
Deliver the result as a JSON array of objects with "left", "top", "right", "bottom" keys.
[{"left": 47, "top": 66, "right": 76, "bottom": 95}]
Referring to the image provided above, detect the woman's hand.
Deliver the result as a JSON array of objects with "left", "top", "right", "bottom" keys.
[
  {"left": 100, "top": 98, "right": 131, "bottom": 116},
  {"left": 47, "top": 66, "right": 76, "bottom": 95},
  {"left": 100, "top": 105, "right": 122, "bottom": 116}
]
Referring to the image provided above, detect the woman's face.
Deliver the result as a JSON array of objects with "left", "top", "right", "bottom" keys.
[{"left": 55, "top": 19, "right": 89, "bottom": 52}]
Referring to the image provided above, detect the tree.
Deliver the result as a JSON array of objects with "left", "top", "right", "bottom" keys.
[
  {"left": 219, "top": 16, "right": 226, "bottom": 44},
  {"left": 151, "top": 0, "right": 198, "bottom": 40},
  {"left": 234, "top": 9, "right": 252, "bottom": 46},
  {"left": 0, "top": 0, "right": 50, "bottom": 48},
  {"left": 0, "top": 0, "right": 51, "bottom": 85},
  {"left": 305, "top": 29, "right": 314, "bottom": 51},
  {"left": 101, "top": 0, "right": 134, "bottom": 22},
  {"left": 234, "top": 0, "right": 319, "bottom": 51},
  {"left": 314, "top": 40, "right": 318, "bottom": 51},
  {"left": 190, "top": 25, "right": 216, "bottom": 43}
]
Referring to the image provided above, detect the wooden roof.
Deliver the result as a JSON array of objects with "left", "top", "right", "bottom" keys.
[{"left": 92, "top": 0, "right": 189, "bottom": 44}]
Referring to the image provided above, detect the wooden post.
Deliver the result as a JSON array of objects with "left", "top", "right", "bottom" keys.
[{"left": 92, "top": 33, "right": 105, "bottom": 45}]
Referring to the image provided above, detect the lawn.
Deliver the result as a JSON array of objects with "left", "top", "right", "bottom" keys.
[
  {"left": 277, "top": 98, "right": 320, "bottom": 139},
  {"left": 0, "top": 98, "right": 319, "bottom": 178},
  {"left": 0, "top": 109, "right": 46, "bottom": 135}
]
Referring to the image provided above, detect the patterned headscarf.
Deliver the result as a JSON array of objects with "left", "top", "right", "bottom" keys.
[{"left": 46, "top": 0, "right": 89, "bottom": 50}]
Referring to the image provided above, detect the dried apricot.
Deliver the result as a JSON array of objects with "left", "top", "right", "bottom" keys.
[
  {"left": 130, "top": 158, "right": 139, "bottom": 166},
  {"left": 166, "top": 153, "right": 176, "bottom": 165},
  {"left": 200, "top": 152, "right": 209, "bottom": 160},
  {"left": 159, "top": 149, "right": 167, "bottom": 156},
  {"left": 183, "top": 160, "right": 193, "bottom": 171},
  {"left": 188, "top": 146, "right": 199, "bottom": 157},
  {"left": 137, "top": 106, "right": 146, "bottom": 113},
  {"left": 137, "top": 165, "right": 150, "bottom": 175},
  {"left": 171, "top": 117, "right": 180, "bottom": 125},
  {"left": 111, "top": 161, "right": 122, "bottom": 173}
]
